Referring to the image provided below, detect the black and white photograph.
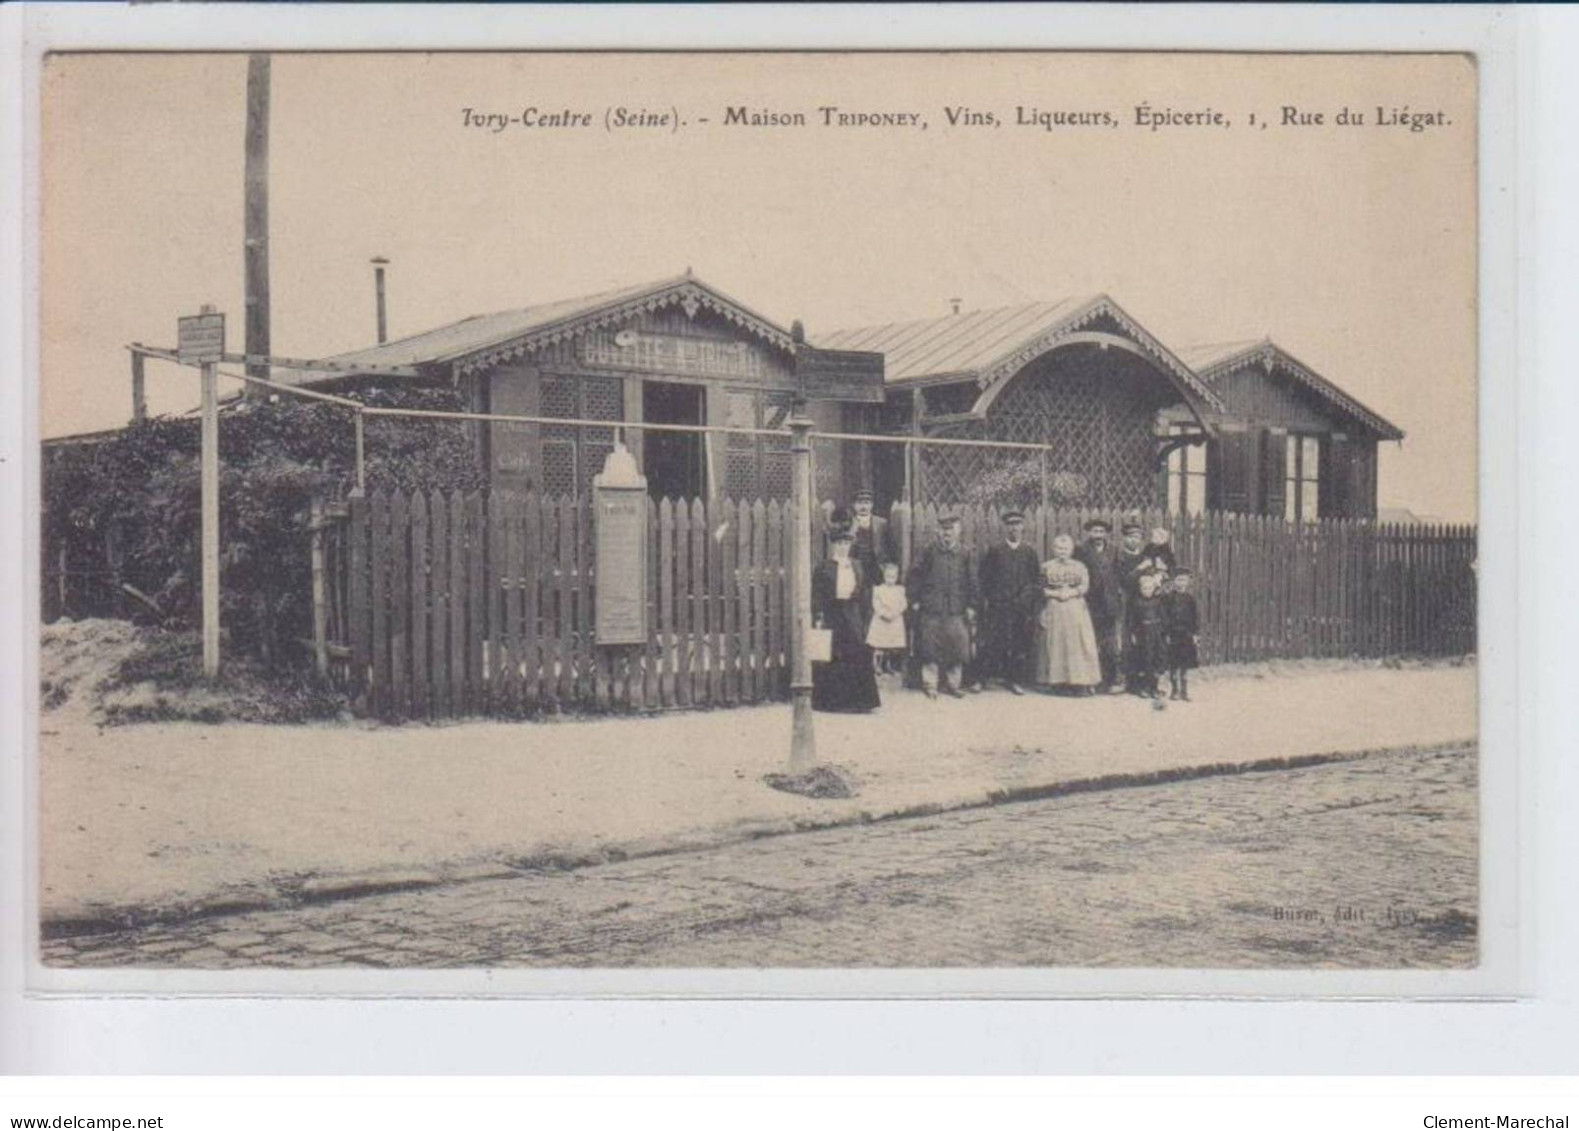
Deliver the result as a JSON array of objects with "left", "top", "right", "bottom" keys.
[{"left": 31, "top": 49, "right": 1482, "bottom": 978}]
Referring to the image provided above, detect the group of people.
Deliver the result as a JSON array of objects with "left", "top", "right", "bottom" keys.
[{"left": 809, "top": 490, "right": 1201, "bottom": 714}]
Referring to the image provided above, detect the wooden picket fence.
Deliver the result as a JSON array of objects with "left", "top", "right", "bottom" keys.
[{"left": 317, "top": 492, "right": 1477, "bottom": 721}]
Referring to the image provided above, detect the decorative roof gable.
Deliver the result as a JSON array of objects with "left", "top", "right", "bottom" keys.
[
  {"left": 313, "top": 273, "right": 796, "bottom": 379},
  {"left": 815, "top": 294, "right": 1225, "bottom": 414},
  {"left": 1185, "top": 338, "right": 1404, "bottom": 441}
]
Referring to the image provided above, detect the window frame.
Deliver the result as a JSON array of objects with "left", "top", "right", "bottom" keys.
[
  {"left": 1284, "top": 431, "right": 1323, "bottom": 523},
  {"left": 1165, "top": 424, "right": 1209, "bottom": 516}
]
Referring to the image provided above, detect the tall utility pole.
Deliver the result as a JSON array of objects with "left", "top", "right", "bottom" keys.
[{"left": 243, "top": 53, "right": 271, "bottom": 397}]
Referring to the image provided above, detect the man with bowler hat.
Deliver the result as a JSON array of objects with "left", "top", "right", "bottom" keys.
[
  {"left": 907, "top": 514, "right": 977, "bottom": 699},
  {"left": 1075, "top": 517, "right": 1125, "bottom": 694},
  {"left": 978, "top": 510, "right": 1042, "bottom": 694}
]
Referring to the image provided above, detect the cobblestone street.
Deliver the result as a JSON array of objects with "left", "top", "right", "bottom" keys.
[{"left": 42, "top": 743, "right": 1477, "bottom": 969}]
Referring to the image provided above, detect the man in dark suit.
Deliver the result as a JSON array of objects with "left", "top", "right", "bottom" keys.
[
  {"left": 907, "top": 515, "right": 978, "bottom": 699},
  {"left": 977, "top": 510, "right": 1042, "bottom": 694},
  {"left": 1074, "top": 517, "right": 1125, "bottom": 694},
  {"left": 1114, "top": 516, "right": 1150, "bottom": 693},
  {"left": 847, "top": 488, "right": 895, "bottom": 581}
]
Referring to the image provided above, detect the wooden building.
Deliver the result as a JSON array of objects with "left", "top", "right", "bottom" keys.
[
  {"left": 812, "top": 296, "right": 1221, "bottom": 513},
  {"left": 815, "top": 301, "right": 1402, "bottom": 519},
  {"left": 1171, "top": 339, "right": 1404, "bottom": 521},
  {"left": 307, "top": 273, "right": 860, "bottom": 504},
  {"left": 303, "top": 275, "right": 1401, "bottom": 518}
]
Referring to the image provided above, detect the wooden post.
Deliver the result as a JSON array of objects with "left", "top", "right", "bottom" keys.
[
  {"left": 200, "top": 341, "right": 221, "bottom": 678},
  {"left": 131, "top": 351, "right": 146, "bottom": 424},
  {"left": 311, "top": 498, "right": 329, "bottom": 678},
  {"left": 788, "top": 411, "right": 817, "bottom": 772},
  {"left": 243, "top": 53, "right": 271, "bottom": 398},
  {"left": 354, "top": 411, "right": 366, "bottom": 491}
]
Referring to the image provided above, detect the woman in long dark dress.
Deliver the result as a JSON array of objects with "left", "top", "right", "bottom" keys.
[{"left": 811, "top": 528, "right": 881, "bottom": 713}]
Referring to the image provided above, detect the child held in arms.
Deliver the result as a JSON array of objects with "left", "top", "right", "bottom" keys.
[
  {"left": 1139, "top": 527, "right": 1177, "bottom": 578},
  {"left": 867, "top": 561, "right": 909, "bottom": 675},
  {"left": 1163, "top": 566, "right": 1200, "bottom": 701},
  {"left": 1126, "top": 567, "right": 1168, "bottom": 700}
]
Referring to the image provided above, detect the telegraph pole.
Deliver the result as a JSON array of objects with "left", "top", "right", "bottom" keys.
[{"left": 243, "top": 53, "right": 271, "bottom": 397}]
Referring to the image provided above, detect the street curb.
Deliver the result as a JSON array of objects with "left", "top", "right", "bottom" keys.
[{"left": 38, "top": 739, "right": 1476, "bottom": 941}]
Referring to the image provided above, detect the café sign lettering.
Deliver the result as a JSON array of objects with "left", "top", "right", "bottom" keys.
[{"left": 579, "top": 329, "right": 767, "bottom": 381}]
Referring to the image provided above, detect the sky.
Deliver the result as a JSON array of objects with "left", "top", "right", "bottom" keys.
[{"left": 41, "top": 51, "right": 1478, "bottom": 519}]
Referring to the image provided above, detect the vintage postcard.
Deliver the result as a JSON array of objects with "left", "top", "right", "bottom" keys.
[{"left": 32, "top": 48, "right": 1484, "bottom": 989}]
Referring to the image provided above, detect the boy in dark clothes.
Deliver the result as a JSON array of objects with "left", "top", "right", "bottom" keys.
[
  {"left": 1163, "top": 566, "right": 1200, "bottom": 701},
  {"left": 1125, "top": 568, "right": 1167, "bottom": 698}
]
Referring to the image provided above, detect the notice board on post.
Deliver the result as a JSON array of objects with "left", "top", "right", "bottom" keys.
[{"left": 593, "top": 443, "right": 649, "bottom": 645}]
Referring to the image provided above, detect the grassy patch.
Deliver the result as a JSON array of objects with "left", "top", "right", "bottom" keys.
[{"left": 44, "top": 618, "right": 348, "bottom": 726}]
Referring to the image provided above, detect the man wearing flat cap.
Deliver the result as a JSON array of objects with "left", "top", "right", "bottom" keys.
[
  {"left": 907, "top": 514, "right": 978, "bottom": 699},
  {"left": 978, "top": 510, "right": 1041, "bottom": 694},
  {"left": 847, "top": 488, "right": 895, "bottom": 583},
  {"left": 1075, "top": 517, "right": 1125, "bottom": 693}
]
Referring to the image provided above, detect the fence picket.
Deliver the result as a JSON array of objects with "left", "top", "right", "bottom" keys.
[
  {"left": 690, "top": 498, "right": 708, "bottom": 706},
  {"left": 659, "top": 498, "right": 676, "bottom": 708},
  {"left": 409, "top": 491, "right": 429, "bottom": 720},
  {"left": 524, "top": 492, "right": 543, "bottom": 707},
  {"left": 750, "top": 500, "right": 768, "bottom": 703},
  {"left": 347, "top": 493, "right": 371, "bottom": 710},
  {"left": 767, "top": 501, "right": 784, "bottom": 695},
  {"left": 429, "top": 491, "right": 449, "bottom": 718},
  {"left": 445, "top": 491, "right": 466, "bottom": 715}
]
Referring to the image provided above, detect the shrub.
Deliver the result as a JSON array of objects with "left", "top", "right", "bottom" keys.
[{"left": 43, "top": 384, "right": 486, "bottom": 667}]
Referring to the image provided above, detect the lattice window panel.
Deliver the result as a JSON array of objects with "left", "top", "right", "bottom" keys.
[
  {"left": 540, "top": 438, "right": 577, "bottom": 499},
  {"left": 538, "top": 374, "right": 623, "bottom": 498},
  {"left": 725, "top": 446, "right": 759, "bottom": 500},
  {"left": 582, "top": 376, "right": 624, "bottom": 423},
  {"left": 920, "top": 361, "right": 1162, "bottom": 509},
  {"left": 761, "top": 434, "right": 792, "bottom": 500},
  {"left": 541, "top": 376, "right": 577, "bottom": 418}
]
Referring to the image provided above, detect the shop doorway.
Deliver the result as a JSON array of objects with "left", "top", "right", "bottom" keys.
[{"left": 642, "top": 381, "right": 706, "bottom": 501}]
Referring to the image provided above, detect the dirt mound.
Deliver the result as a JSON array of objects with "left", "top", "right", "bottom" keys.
[
  {"left": 763, "top": 764, "right": 859, "bottom": 800},
  {"left": 40, "top": 617, "right": 346, "bottom": 726}
]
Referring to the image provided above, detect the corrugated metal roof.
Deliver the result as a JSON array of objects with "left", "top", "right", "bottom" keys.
[
  {"left": 1175, "top": 339, "right": 1265, "bottom": 372},
  {"left": 812, "top": 297, "right": 1096, "bottom": 384},
  {"left": 306, "top": 273, "right": 795, "bottom": 376},
  {"left": 813, "top": 295, "right": 1224, "bottom": 416}
]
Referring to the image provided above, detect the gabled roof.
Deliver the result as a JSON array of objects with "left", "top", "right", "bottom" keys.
[
  {"left": 813, "top": 294, "right": 1224, "bottom": 413},
  {"left": 305, "top": 273, "right": 796, "bottom": 380},
  {"left": 1182, "top": 338, "right": 1404, "bottom": 441}
]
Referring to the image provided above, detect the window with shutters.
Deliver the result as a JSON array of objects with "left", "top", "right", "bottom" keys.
[
  {"left": 539, "top": 374, "right": 623, "bottom": 499},
  {"left": 1284, "top": 433, "right": 1321, "bottom": 522},
  {"left": 722, "top": 390, "right": 792, "bottom": 500},
  {"left": 1165, "top": 424, "right": 1208, "bottom": 516}
]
